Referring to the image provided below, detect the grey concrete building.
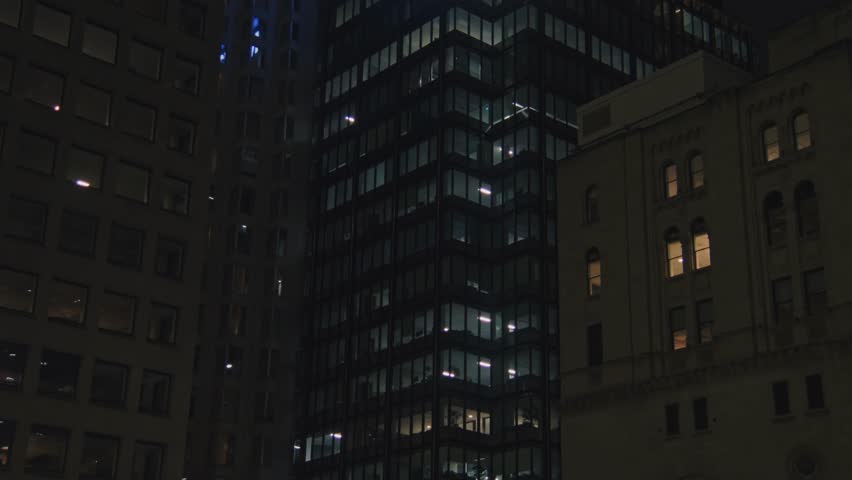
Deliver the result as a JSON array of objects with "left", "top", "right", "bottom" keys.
[
  {"left": 0, "top": 0, "right": 221, "bottom": 479},
  {"left": 557, "top": 3, "right": 852, "bottom": 478}
]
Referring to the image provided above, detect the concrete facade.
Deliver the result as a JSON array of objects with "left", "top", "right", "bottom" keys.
[{"left": 557, "top": 4, "right": 852, "bottom": 479}]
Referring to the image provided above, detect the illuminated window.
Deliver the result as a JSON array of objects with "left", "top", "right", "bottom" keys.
[
  {"left": 764, "top": 192, "right": 786, "bottom": 246},
  {"left": 793, "top": 112, "right": 811, "bottom": 150},
  {"left": 586, "top": 249, "right": 601, "bottom": 297},
  {"left": 46, "top": 279, "right": 87, "bottom": 324},
  {"left": 0, "top": 418, "right": 15, "bottom": 467},
  {"left": 795, "top": 181, "right": 819, "bottom": 239},
  {"left": 690, "top": 154, "right": 704, "bottom": 189},
  {"left": 663, "top": 163, "right": 678, "bottom": 199},
  {"left": 97, "top": 291, "right": 135, "bottom": 334},
  {"left": 65, "top": 146, "right": 104, "bottom": 190},
  {"left": 669, "top": 307, "right": 687, "bottom": 351},
  {"left": 0, "top": 342, "right": 28, "bottom": 389},
  {"left": 585, "top": 186, "right": 599, "bottom": 224},
  {"left": 763, "top": 124, "right": 780, "bottom": 162},
  {"left": 665, "top": 228, "right": 684, "bottom": 278},
  {"left": 691, "top": 219, "right": 711, "bottom": 269}
]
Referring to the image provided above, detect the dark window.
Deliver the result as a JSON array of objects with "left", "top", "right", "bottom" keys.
[
  {"left": 693, "top": 397, "right": 708, "bottom": 431},
  {"left": 17, "top": 130, "right": 57, "bottom": 174},
  {"left": 690, "top": 154, "right": 705, "bottom": 189},
  {"left": 115, "top": 162, "right": 150, "bottom": 203},
  {"left": 161, "top": 176, "right": 190, "bottom": 215},
  {"left": 32, "top": 3, "right": 71, "bottom": 46},
  {"left": 26, "top": 66, "right": 64, "bottom": 109},
  {"left": 75, "top": 83, "right": 112, "bottom": 126},
  {"left": 167, "top": 116, "right": 196, "bottom": 154},
  {"left": 154, "top": 238, "right": 185, "bottom": 279},
  {"left": 174, "top": 57, "right": 200, "bottom": 94},
  {"left": 37, "top": 349, "right": 80, "bottom": 398},
  {"left": 255, "top": 392, "right": 274, "bottom": 421},
  {"left": 803, "top": 269, "right": 826, "bottom": 316},
  {"left": 58, "top": 210, "right": 98, "bottom": 256},
  {"left": 665, "top": 403, "right": 679, "bottom": 435},
  {"left": 132, "top": 442, "right": 164, "bottom": 480},
  {"left": 795, "top": 181, "right": 819, "bottom": 239},
  {"left": 764, "top": 191, "right": 786, "bottom": 246},
  {"left": 0, "top": 342, "right": 28, "bottom": 389},
  {"left": 148, "top": 303, "right": 177, "bottom": 344},
  {"left": 129, "top": 40, "right": 162, "bottom": 80},
  {"left": 25, "top": 425, "right": 69, "bottom": 474},
  {"left": 0, "top": 268, "right": 37, "bottom": 313},
  {"left": 805, "top": 374, "right": 825, "bottom": 410},
  {"left": 46, "top": 279, "right": 87, "bottom": 324},
  {"left": 178, "top": 1, "right": 206, "bottom": 37},
  {"left": 97, "top": 291, "right": 135, "bottom": 334},
  {"left": 79, "top": 434, "right": 119, "bottom": 479},
  {"left": 665, "top": 228, "right": 684, "bottom": 278},
  {"left": 6, "top": 196, "right": 47, "bottom": 242},
  {"left": 772, "top": 381, "right": 791, "bottom": 415},
  {"left": 267, "top": 228, "right": 288, "bottom": 257},
  {"left": 90, "top": 360, "right": 127, "bottom": 406},
  {"left": 66, "top": 146, "right": 104, "bottom": 190},
  {"left": 585, "top": 186, "right": 599, "bottom": 224},
  {"left": 139, "top": 370, "right": 171, "bottom": 414},
  {"left": 587, "top": 324, "right": 602, "bottom": 367},
  {"left": 107, "top": 224, "right": 145, "bottom": 269},
  {"left": 0, "top": 418, "right": 15, "bottom": 467},
  {"left": 127, "top": 0, "right": 166, "bottom": 21},
  {"left": 122, "top": 99, "right": 157, "bottom": 141},
  {"left": 0, "top": 0, "right": 21, "bottom": 27},
  {"left": 670, "top": 307, "right": 687, "bottom": 351},
  {"left": 0, "top": 55, "right": 13, "bottom": 93},
  {"left": 696, "top": 299, "right": 713, "bottom": 344},
  {"left": 772, "top": 277, "right": 794, "bottom": 323},
  {"left": 82, "top": 23, "right": 118, "bottom": 63}
]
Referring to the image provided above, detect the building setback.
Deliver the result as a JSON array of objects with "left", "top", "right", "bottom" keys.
[
  {"left": 0, "top": 0, "right": 220, "bottom": 479},
  {"left": 298, "top": 1, "right": 750, "bottom": 479},
  {"left": 558, "top": 3, "right": 852, "bottom": 478}
]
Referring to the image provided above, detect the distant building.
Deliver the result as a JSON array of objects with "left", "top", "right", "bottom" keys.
[
  {"left": 558, "top": 3, "right": 852, "bottom": 478},
  {"left": 0, "top": 0, "right": 220, "bottom": 479}
]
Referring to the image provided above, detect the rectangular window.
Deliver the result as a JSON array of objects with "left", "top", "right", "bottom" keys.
[
  {"left": 0, "top": 268, "right": 37, "bottom": 313},
  {"left": 764, "top": 126, "right": 780, "bottom": 162},
  {"left": 107, "top": 223, "right": 145, "bottom": 269},
  {"left": 0, "top": 418, "right": 14, "bottom": 467},
  {"left": 97, "top": 291, "right": 135, "bottom": 334},
  {"left": 25, "top": 425, "right": 69, "bottom": 474},
  {"left": 79, "top": 434, "right": 119, "bottom": 479},
  {"left": 0, "top": 55, "right": 13, "bottom": 93},
  {"left": 772, "top": 380, "right": 791, "bottom": 415},
  {"left": 75, "top": 83, "right": 112, "bottom": 126},
  {"left": 132, "top": 442, "right": 164, "bottom": 480},
  {"left": 167, "top": 116, "right": 196, "bottom": 154},
  {"left": 161, "top": 176, "right": 190, "bottom": 215},
  {"left": 154, "top": 237, "right": 185, "bottom": 279},
  {"left": 693, "top": 397, "right": 709, "bottom": 431},
  {"left": 129, "top": 40, "right": 163, "bottom": 80},
  {"left": 58, "top": 210, "right": 98, "bottom": 256},
  {"left": 670, "top": 307, "right": 687, "bottom": 351},
  {"left": 805, "top": 374, "right": 825, "bottom": 410},
  {"left": 664, "top": 164, "right": 678, "bottom": 199},
  {"left": 38, "top": 349, "right": 80, "bottom": 399},
  {"left": 0, "top": 0, "right": 21, "bottom": 27},
  {"left": 174, "top": 57, "right": 200, "bottom": 94},
  {"left": 115, "top": 162, "right": 150, "bottom": 203},
  {"left": 772, "top": 277, "right": 794, "bottom": 323},
  {"left": 32, "top": 3, "right": 71, "bottom": 46},
  {"left": 0, "top": 342, "right": 28, "bottom": 389},
  {"left": 148, "top": 303, "right": 177, "bottom": 344},
  {"left": 665, "top": 403, "right": 679, "bottom": 435},
  {"left": 122, "top": 99, "right": 157, "bottom": 140},
  {"left": 90, "top": 360, "right": 128, "bottom": 406},
  {"left": 587, "top": 324, "right": 602, "bottom": 367},
  {"left": 696, "top": 299, "right": 713, "bottom": 344},
  {"left": 26, "top": 66, "right": 64, "bottom": 110},
  {"left": 178, "top": 1, "right": 206, "bottom": 37},
  {"left": 46, "top": 279, "right": 87, "bottom": 324},
  {"left": 17, "top": 130, "right": 57, "bottom": 174},
  {"left": 81, "top": 23, "right": 118, "bottom": 63},
  {"left": 66, "top": 146, "right": 104, "bottom": 189},
  {"left": 139, "top": 370, "right": 171, "bottom": 414},
  {"left": 803, "top": 269, "right": 826, "bottom": 316},
  {"left": 6, "top": 196, "right": 47, "bottom": 243}
]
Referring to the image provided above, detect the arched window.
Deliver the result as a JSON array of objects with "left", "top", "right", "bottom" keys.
[
  {"left": 665, "top": 228, "right": 684, "bottom": 278},
  {"left": 795, "top": 181, "right": 819, "bottom": 239},
  {"left": 764, "top": 191, "right": 786, "bottom": 246},
  {"left": 691, "top": 219, "right": 711, "bottom": 270},
  {"left": 586, "top": 249, "right": 601, "bottom": 297},
  {"left": 793, "top": 112, "right": 812, "bottom": 150},
  {"left": 585, "top": 186, "right": 599, "bottom": 224},
  {"left": 663, "top": 163, "right": 678, "bottom": 199},
  {"left": 763, "top": 124, "right": 780, "bottom": 162},
  {"left": 689, "top": 154, "right": 705, "bottom": 189}
]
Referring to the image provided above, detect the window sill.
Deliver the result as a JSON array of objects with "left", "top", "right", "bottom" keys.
[
  {"left": 3, "top": 234, "right": 46, "bottom": 246},
  {"left": 47, "top": 317, "right": 86, "bottom": 328},
  {"left": 97, "top": 328, "right": 136, "bottom": 338},
  {"left": 804, "top": 408, "right": 829, "bottom": 417},
  {"left": 771, "top": 414, "right": 795, "bottom": 424}
]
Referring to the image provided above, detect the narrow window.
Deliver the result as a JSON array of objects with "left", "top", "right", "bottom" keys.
[
  {"left": 587, "top": 324, "right": 602, "bottom": 367},
  {"left": 665, "top": 228, "right": 684, "bottom": 278},
  {"left": 795, "top": 181, "right": 819, "bottom": 239},
  {"left": 696, "top": 299, "right": 713, "bottom": 344},
  {"left": 665, "top": 403, "right": 679, "bottom": 435},
  {"left": 803, "top": 269, "right": 826, "bottom": 316},
  {"left": 585, "top": 186, "right": 599, "bottom": 224},
  {"left": 793, "top": 112, "right": 811, "bottom": 150},
  {"left": 772, "top": 381, "right": 790, "bottom": 415},
  {"left": 586, "top": 249, "right": 601, "bottom": 297},
  {"left": 0, "top": 417, "right": 15, "bottom": 467},
  {"left": 174, "top": 57, "right": 200, "bottom": 94},
  {"left": 669, "top": 307, "right": 687, "bottom": 351},
  {"left": 690, "top": 154, "right": 705, "bottom": 189},
  {"left": 0, "top": 55, "right": 13, "bottom": 93},
  {"left": 663, "top": 163, "right": 678, "bottom": 199},
  {"left": 764, "top": 192, "right": 786, "bottom": 246},
  {"left": 805, "top": 374, "right": 825, "bottom": 410},
  {"left": 693, "top": 397, "right": 709, "bottom": 431},
  {"left": 772, "top": 277, "right": 794, "bottom": 323},
  {"left": 763, "top": 125, "right": 780, "bottom": 162},
  {"left": 691, "top": 219, "right": 711, "bottom": 269}
]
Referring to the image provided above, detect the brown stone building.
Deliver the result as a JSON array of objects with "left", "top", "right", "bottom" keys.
[{"left": 557, "top": 3, "right": 852, "bottom": 479}]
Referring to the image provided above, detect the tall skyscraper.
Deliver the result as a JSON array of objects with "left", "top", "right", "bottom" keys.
[
  {"left": 297, "top": 1, "right": 751, "bottom": 479},
  {"left": 0, "top": 0, "right": 220, "bottom": 479},
  {"left": 184, "top": 0, "right": 317, "bottom": 479}
]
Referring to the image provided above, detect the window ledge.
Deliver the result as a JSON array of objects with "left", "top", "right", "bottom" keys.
[
  {"left": 804, "top": 408, "right": 829, "bottom": 417},
  {"left": 771, "top": 414, "right": 796, "bottom": 424}
]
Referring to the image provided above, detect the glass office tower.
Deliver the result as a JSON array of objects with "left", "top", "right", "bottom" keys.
[{"left": 297, "top": 1, "right": 751, "bottom": 479}]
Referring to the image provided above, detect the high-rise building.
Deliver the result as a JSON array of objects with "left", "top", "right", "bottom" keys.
[
  {"left": 557, "top": 3, "right": 852, "bottom": 477},
  {"left": 297, "top": 1, "right": 751, "bottom": 479},
  {"left": 0, "top": 0, "right": 220, "bottom": 479},
  {"left": 183, "top": 0, "right": 317, "bottom": 479}
]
